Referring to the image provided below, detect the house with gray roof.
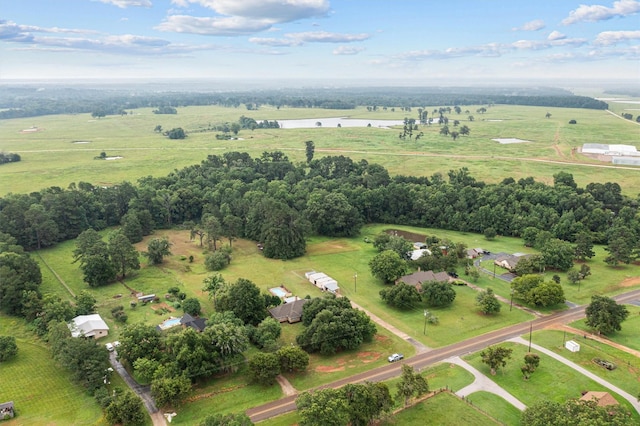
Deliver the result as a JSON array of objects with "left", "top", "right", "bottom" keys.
[
  {"left": 397, "top": 270, "right": 450, "bottom": 291},
  {"left": 268, "top": 298, "right": 309, "bottom": 323}
]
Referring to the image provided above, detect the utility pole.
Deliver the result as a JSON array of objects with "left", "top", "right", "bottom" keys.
[
  {"left": 423, "top": 310, "right": 429, "bottom": 335},
  {"left": 510, "top": 289, "right": 514, "bottom": 311},
  {"left": 354, "top": 273, "right": 357, "bottom": 293},
  {"left": 528, "top": 322, "right": 533, "bottom": 352}
]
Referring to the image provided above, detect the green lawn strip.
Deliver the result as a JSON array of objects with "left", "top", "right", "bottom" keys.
[
  {"left": 259, "top": 362, "right": 478, "bottom": 426},
  {"left": 465, "top": 391, "right": 523, "bottom": 426},
  {"left": 283, "top": 326, "right": 414, "bottom": 391},
  {"left": 379, "top": 391, "right": 500, "bottom": 426},
  {"left": 169, "top": 363, "right": 283, "bottom": 425},
  {"left": 464, "top": 341, "right": 640, "bottom": 422},
  {"left": 531, "top": 330, "right": 640, "bottom": 396},
  {"left": 3, "top": 105, "right": 640, "bottom": 196},
  {"left": 569, "top": 305, "right": 640, "bottom": 352},
  {"left": 0, "top": 317, "right": 104, "bottom": 425}
]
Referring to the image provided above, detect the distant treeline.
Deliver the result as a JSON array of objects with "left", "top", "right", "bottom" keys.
[
  {"left": 1, "top": 152, "right": 637, "bottom": 265},
  {"left": 0, "top": 86, "right": 608, "bottom": 120}
]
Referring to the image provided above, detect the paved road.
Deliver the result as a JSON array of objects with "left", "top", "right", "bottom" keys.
[
  {"left": 446, "top": 356, "right": 526, "bottom": 411},
  {"left": 109, "top": 352, "right": 166, "bottom": 426},
  {"left": 246, "top": 288, "right": 640, "bottom": 422}
]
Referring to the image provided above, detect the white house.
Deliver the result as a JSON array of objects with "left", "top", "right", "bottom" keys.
[{"left": 68, "top": 314, "right": 109, "bottom": 338}]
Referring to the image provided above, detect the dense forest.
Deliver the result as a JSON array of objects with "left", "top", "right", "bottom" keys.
[
  {"left": 0, "top": 85, "right": 608, "bottom": 119},
  {"left": 1, "top": 152, "right": 637, "bottom": 263}
]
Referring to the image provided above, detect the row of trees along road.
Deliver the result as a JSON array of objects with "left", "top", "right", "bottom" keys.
[{"left": 2, "top": 153, "right": 638, "bottom": 268}]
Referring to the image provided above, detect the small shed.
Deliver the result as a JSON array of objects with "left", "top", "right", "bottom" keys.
[
  {"left": 565, "top": 340, "right": 580, "bottom": 352},
  {"left": 0, "top": 401, "right": 15, "bottom": 419},
  {"left": 137, "top": 294, "right": 156, "bottom": 303}
]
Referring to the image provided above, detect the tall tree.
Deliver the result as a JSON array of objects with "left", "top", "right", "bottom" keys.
[
  {"left": 248, "top": 352, "right": 281, "bottom": 385},
  {"left": 480, "top": 345, "right": 513, "bottom": 375},
  {"left": 421, "top": 281, "right": 456, "bottom": 307},
  {"left": 144, "top": 237, "right": 172, "bottom": 265},
  {"left": 369, "top": 250, "right": 407, "bottom": 283},
  {"left": 585, "top": 295, "right": 630, "bottom": 335},
  {"left": 202, "top": 274, "right": 226, "bottom": 309},
  {"left": 305, "top": 140, "right": 315, "bottom": 163},
  {"left": 521, "top": 399, "right": 632, "bottom": 426},
  {"left": 379, "top": 283, "right": 422, "bottom": 309},
  {"left": 396, "top": 364, "right": 429, "bottom": 406},
  {"left": 476, "top": 288, "right": 501, "bottom": 314},
  {"left": 24, "top": 203, "right": 59, "bottom": 249},
  {"left": 217, "top": 278, "right": 266, "bottom": 326},
  {"left": 107, "top": 230, "right": 140, "bottom": 280},
  {"left": 306, "top": 191, "right": 362, "bottom": 237},
  {"left": 297, "top": 388, "right": 348, "bottom": 426},
  {"left": 0, "top": 250, "right": 42, "bottom": 316}
]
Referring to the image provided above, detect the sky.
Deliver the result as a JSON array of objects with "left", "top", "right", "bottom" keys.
[{"left": 1, "top": 0, "right": 639, "bottom": 84}]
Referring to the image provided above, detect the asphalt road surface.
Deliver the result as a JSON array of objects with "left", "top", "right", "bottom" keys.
[{"left": 246, "top": 288, "right": 640, "bottom": 422}]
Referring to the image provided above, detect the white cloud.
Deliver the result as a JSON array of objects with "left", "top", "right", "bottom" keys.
[
  {"left": 287, "top": 31, "right": 370, "bottom": 43},
  {"left": 249, "top": 31, "right": 370, "bottom": 46},
  {"left": 96, "top": 0, "right": 152, "bottom": 8},
  {"left": 333, "top": 46, "right": 365, "bottom": 55},
  {"left": 562, "top": 0, "right": 640, "bottom": 25},
  {"left": 249, "top": 37, "right": 302, "bottom": 47},
  {"left": 513, "top": 19, "right": 545, "bottom": 31},
  {"left": 155, "top": 15, "right": 272, "bottom": 35},
  {"left": 171, "top": 0, "right": 330, "bottom": 23},
  {"left": 0, "top": 20, "right": 98, "bottom": 43},
  {"left": 594, "top": 30, "right": 640, "bottom": 45},
  {"left": 548, "top": 30, "right": 566, "bottom": 40}
]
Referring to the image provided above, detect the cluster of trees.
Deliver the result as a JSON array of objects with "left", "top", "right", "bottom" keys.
[
  {"left": 248, "top": 345, "right": 309, "bottom": 385},
  {"left": 511, "top": 274, "right": 565, "bottom": 307},
  {"left": 0, "top": 152, "right": 21, "bottom": 165},
  {"left": 2, "top": 153, "right": 639, "bottom": 268},
  {"left": 296, "top": 364, "right": 427, "bottom": 425},
  {"left": 153, "top": 106, "right": 177, "bottom": 114},
  {"left": 238, "top": 116, "right": 280, "bottom": 130},
  {"left": 0, "top": 335, "right": 17, "bottom": 362},
  {"left": 165, "top": 127, "right": 186, "bottom": 139},
  {"left": 73, "top": 229, "right": 140, "bottom": 286},
  {"left": 296, "top": 296, "right": 377, "bottom": 355},
  {"left": 521, "top": 398, "right": 632, "bottom": 425}
]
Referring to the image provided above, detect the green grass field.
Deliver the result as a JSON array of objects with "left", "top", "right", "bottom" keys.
[
  {"left": 530, "top": 330, "right": 640, "bottom": 396},
  {"left": 2, "top": 104, "right": 640, "bottom": 196},
  {"left": 465, "top": 391, "right": 523, "bottom": 426},
  {"left": 464, "top": 341, "right": 640, "bottom": 422},
  {"left": 569, "top": 305, "right": 640, "bottom": 351},
  {"left": 0, "top": 315, "right": 106, "bottom": 425}
]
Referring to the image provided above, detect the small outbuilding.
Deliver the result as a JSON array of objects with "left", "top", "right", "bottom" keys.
[
  {"left": 0, "top": 401, "right": 14, "bottom": 420},
  {"left": 305, "top": 271, "right": 340, "bottom": 294},
  {"left": 68, "top": 314, "right": 109, "bottom": 338},
  {"left": 565, "top": 340, "right": 580, "bottom": 352},
  {"left": 580, "top": 391, "right": 619, "bottom": 407}
]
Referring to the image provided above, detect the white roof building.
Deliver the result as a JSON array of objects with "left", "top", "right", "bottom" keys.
[{"left": 68, "top": 314, "right": 109, "bottom": 338}]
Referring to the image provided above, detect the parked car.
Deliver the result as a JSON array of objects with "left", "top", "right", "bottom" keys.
[
  {"left": 112, "top": 341, "right": 121, "bottom": 348},
  {"left": 388, "top": 353, "right": 404, "bottom": 362},
  {"left": 105, "top": 343, "right": 114, "bottom": 352}
]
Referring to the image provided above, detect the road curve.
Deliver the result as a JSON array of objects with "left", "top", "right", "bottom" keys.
[{"left": 246, "top": 288, "right": 640, "bottom": 422}]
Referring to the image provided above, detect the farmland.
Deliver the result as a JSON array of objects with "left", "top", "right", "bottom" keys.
[
  {"left": 1, "top": 95, "right": 640, "bottom": 425},
  {"left": 1, "top": 102, "right": 639, "bottom": 196}
]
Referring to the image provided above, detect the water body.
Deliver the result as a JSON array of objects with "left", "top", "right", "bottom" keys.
[{"left": 278, "top": 117, "right": 405, "bottom": 129}]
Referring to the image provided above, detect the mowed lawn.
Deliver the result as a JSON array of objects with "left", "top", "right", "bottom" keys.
[
  {"left": 0, "top": 315, "right": 105, "bottom": 425},
  {"left": 2, "top": 104, "right": 640, "bottom": 196},
  {"left": 531, "top": 330, "right": 640, "bottom": 396},
  {"left": 569, "top": 304, "right": 640, "bottom": 352},
  {"left": 465, "top": 342, "right": 640, "bottom": 422}
]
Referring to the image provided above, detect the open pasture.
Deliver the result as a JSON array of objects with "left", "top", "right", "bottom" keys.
[{"left": 1, "top": 104, "right": 640, "bottom": 196}]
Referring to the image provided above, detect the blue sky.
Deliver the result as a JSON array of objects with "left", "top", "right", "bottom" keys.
[{"left": 1, "top": 0, "right": 639, "bottom": 83}]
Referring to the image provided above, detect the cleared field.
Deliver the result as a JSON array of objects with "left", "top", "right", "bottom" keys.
[
  {"left": 0, "top": 315, "right": 106, "bottom": 425},
  {"left": 1, "top": 104, "right": 639, "bottom": 196}
]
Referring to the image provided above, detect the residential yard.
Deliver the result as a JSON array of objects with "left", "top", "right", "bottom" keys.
[
  {"left": 465, "top": 391, "right": 523, "bottom": 426},
  {"left": 569, "top": 304, "right": 640, "bottom": 352},
  {"left": 379, "top": 391, "right": 501, "bottom": 426},
  {"left": 531, "top": 330, "right": 640, "bottom": 396},
  {"left": 0, "top": 314, "right": 109, "bottom": 425},
  {"left": 464, "top": 341, "right": 640, "bottom": 422}
]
